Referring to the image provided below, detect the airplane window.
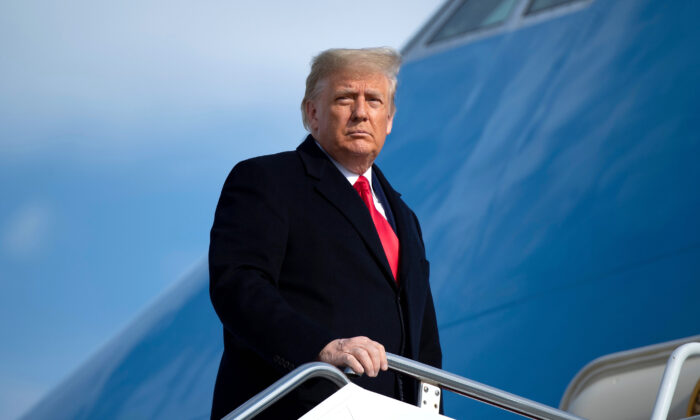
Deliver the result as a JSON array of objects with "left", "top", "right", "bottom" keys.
[
  {"left": 428, "top": 0, "right": 519, "bottom": 45},
  {"left": 526, "top": 0, "right": 584, "bottom": 15}
]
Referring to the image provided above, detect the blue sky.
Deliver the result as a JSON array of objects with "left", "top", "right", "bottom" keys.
[{"left": 0, "top": 1, "right": 443, "bottom": 418}]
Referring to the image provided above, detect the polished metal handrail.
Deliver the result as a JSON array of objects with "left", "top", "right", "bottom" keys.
[
  {"left": 650, "top": 342, "right": 700, "bottom": 420},
  {"left": 221, "top": 362, "right": 350, "bottom": 420},
  {"left": 387, "top": 353, "right": 585, "bottom": 420},
  {"left": 223, "top": 353, "right": 585, "bottom": 420}
]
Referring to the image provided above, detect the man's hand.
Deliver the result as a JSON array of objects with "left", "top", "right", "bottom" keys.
[{"left": 318, "top": 336, "right": 388, "bottom": 377}]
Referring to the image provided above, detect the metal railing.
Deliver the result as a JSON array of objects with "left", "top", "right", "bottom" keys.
[
  {"left": 223, "top": 343, "right": 700, "bottom": 420},
  {"left": 222, "top": 362, "right": 349, "bottom": 420},
  {"left": 223, "top": 353, "right": 583, "bottom": 420},
  {"left": 650, "top": 342, "right": 700, "bottom": 420},
  {"left": 386, "top": 353, "right": 584, "bottom": 420}
]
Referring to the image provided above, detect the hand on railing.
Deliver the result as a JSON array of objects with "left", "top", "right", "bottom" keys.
[{"left": 318, "top": 336, "right": 388, "bottom": 377}]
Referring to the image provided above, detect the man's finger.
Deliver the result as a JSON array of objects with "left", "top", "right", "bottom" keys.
[
  {"left": 378, "top": 343, "right": 388, "bottom": 371},
  {"left": 363, "top": 339, "right": 387, "bottom": 374},
  {"left": 343, "top": 353, "right": 364, "bottom": 375},
  {"left": 364, "top": 341, "right": 383, "bottom": 375},
  {"left": 338, "top": 337, "right": 377, "bottom": 375},
  {"left": 351, "top": 347, "right": 377, "bottom": 377}
]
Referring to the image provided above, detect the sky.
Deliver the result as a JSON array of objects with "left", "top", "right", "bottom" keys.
[{"left": 0, "top": 1, "right": 444, "bottom": 418}]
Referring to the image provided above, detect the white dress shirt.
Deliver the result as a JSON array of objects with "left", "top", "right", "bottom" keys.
[{"left": 315, "top": 141, "right": 388, "bottom": 220}]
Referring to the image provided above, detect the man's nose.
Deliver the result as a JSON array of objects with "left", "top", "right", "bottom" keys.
[{"left": 352, "top": 97, "right": 369, "bottom": 120}]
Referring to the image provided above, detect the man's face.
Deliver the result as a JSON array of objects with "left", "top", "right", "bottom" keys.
[{"left": 307, "top": 69, "right": 394, "bottom": 173}]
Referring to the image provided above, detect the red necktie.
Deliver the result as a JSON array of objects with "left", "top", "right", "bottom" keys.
[{"left": 353, "top": 176, "right": 400, "bottom": 281}]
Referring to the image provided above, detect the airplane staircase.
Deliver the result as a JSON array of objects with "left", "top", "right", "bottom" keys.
[{"left": 223, "top": 343, "right": 700, "bottom": 420}]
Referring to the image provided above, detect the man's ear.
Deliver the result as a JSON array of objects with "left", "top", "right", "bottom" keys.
[
  {"left": 386, "top": 111, "right": 394, "bottom": 135},
  {"left": 306, "top": 100, "right": 318, "bottom": 133}
]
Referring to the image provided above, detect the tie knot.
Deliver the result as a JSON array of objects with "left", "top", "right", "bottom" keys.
[{"left": 354, "top": 175, "right": 371, "bottom": 194}]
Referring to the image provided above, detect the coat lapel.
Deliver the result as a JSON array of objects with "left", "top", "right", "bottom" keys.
[
  {"left": 297, "top": 136, "right": 396, "bottom": 286},
  {"left": 373, "top": 165, "right": 420, "bottom": 294},
  {"left": 374, "top": 164, "right": 429, "bottom": 360}
]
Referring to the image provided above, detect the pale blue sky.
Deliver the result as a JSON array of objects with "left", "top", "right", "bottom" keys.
[{"left": 0, "top": 1, "right": 443, "bottom": 418}]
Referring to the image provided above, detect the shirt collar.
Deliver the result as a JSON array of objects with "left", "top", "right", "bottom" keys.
[{"left": 315, "top": 140, "right": 373, "bottom": 190}]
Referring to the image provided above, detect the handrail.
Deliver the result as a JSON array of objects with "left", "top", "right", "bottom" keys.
[
  {"left": 650, "top": 342, "right": 700, "bottom": 420},
  {"left": 387, "top": 353, "right": 585, "bottom": 420},
  {"left": 223, "top": 354, "right": 585, "bottom": 420},
  {"left": 221, "top": 362, "right": 350, "bottom": 420},
  {"left": 224, "top": 344, "right": 700, "bottom": 420}
]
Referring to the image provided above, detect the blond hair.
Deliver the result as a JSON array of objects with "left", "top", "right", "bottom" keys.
[{"left": 300, "top": 47, "right": 401, "bottom": 130}]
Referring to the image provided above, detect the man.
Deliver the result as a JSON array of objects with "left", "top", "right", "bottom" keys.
[{"left": 209, "top": 47, "right": 441, "bottom": 419}]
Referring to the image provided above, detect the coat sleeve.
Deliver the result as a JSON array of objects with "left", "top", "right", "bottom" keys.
[{"left": 209, "top": 159, "right": 334, "bottom": 371}]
